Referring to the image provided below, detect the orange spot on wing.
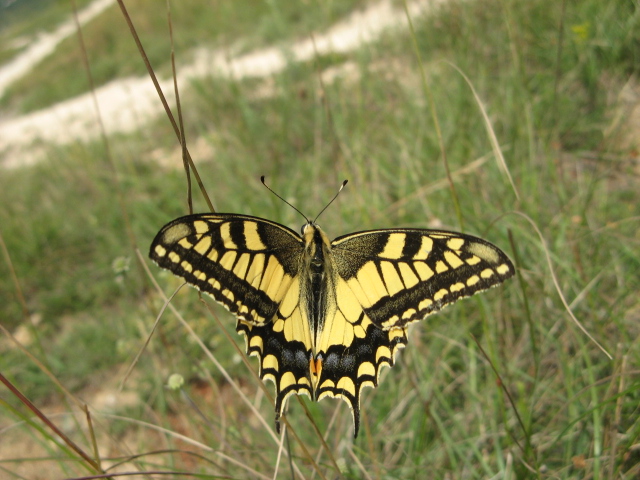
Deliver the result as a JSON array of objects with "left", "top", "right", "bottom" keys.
[{"left": 310, "top": 356, "right": 323, "bottom": 389}]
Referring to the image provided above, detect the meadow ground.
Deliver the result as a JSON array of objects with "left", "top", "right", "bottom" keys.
[{"left": 0, "top": 0, "right": 638, "bottom": 479}]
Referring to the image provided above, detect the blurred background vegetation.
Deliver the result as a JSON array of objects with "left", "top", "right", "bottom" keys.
[{"left": 0, "top": 0, "right": 638, "bottom": 478}]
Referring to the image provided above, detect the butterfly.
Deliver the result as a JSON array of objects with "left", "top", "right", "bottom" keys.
[{"left": 149, "top": 189, "right": 514, "bottom": 437}]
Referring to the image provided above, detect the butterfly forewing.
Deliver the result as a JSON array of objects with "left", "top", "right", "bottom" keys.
[
  {"left": 331, "top": 229, "right": 515, "bottom": 330},
  {"left": 149, "top": 214, "right": 304, "bottom": 325}
]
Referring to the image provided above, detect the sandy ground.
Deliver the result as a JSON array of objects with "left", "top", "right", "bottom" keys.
[
  {"left": 0, "top": 0, "right": 439, "bottom": 168},
  {"left": 0, "top": 0, "right": 115, "bottom": 96}
]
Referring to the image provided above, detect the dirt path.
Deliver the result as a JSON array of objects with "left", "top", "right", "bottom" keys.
[
  {"left": 0, "top": 0, "right": 115, "bottom": 96},
  {"left": 0, "top": 0, "right": 438, "bottom": 168}
]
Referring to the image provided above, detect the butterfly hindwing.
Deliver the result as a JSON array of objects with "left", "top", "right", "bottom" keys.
[
  {"left": 315, "top": 311, "right": 408, "bottom": 436},
  {"left": 237, "top": 316, "right": 313, "bottom": 424}
]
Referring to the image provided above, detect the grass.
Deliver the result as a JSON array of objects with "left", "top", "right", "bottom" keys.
[{"left": 1, "top": 0, "right": 639, "bottom": 478}]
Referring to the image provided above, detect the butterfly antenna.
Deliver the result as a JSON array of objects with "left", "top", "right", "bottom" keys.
[
  {"left": 261, "top": 176, "right": 309, "bottom": 223},
  {"left": 313, "top": 179, "right": 348, "bottom": 223}
]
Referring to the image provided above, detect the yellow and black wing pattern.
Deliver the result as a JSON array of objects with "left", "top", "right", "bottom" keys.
[
  {"left": 149, "top": 213, "right": 514, "bottom": 437},
  {"left": 149, "top": 213, "right": 315, "bottom": 413}
]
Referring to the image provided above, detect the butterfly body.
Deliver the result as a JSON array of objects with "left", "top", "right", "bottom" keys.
[{"left": 150, "top": 213, "right": 514, "bottom": 436}]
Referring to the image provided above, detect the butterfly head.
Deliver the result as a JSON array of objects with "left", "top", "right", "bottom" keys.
[
  {"left": 301, "top": 220, "right": 316, "bottom": 237},
  {"left": 301, "top": 221, "right": 321, "bottom": 249},
  {"left": 301, "top": 221, "right": 332, "bottom": 244}
]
